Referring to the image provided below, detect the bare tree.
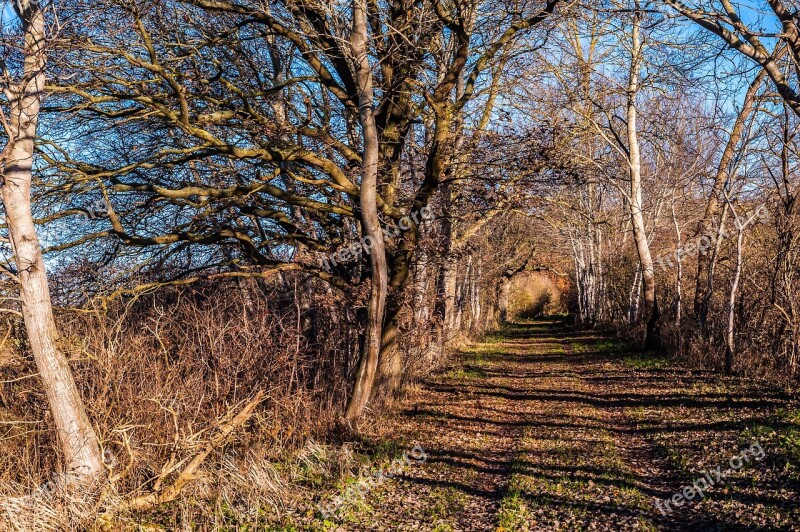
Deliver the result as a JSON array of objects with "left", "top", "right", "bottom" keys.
[
  {"left": 626, "top": 3, "right": 660, "bottom": 348},
  {"left": 694, "top": 67, "right": 767, "bottom": 333},
  {"left": 343, "top": 0, "right": 388, "bottom": 427},
  {"left": 721, "top": 184, "right": 762, "bottom": 373},
  {"left": 664, "top": 0, "right": 800, "bottom": 118},
  {"left": 0, "top": 0, "right": 104, "bottom": 483}
]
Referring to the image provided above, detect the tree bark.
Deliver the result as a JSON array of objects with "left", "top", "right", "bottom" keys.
[
  {"left": 671, "top": 187, "right": 684, "bottom": 353},
  {"left": 343, "top": 1, "right": 388, "bottom": 428},
  {"left": 723, "top": 197, "right": 761, "bottom": 374},
  {"left": 1, "top": 0, "right": 104, "bottom": 483},
  {"left": 498, "top": 277, "right": 512, "bottom": 323},
  {"left": 725, "top": 224, "right": 745, "bottom": 374},
  {"left": 627, "top": 5, "right": 660, "bottom": 349},
  {"left": 375, "top": 306, "right": 403, "bottom": 400}
]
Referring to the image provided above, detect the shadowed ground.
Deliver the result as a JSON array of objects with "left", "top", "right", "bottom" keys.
[{"left": 316, "top": 319, "right": 800, "bottom": 531}]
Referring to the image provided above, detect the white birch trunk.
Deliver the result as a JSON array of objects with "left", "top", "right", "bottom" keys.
[
  {"left": 2, "top": 0, "right": 104, "bottom": 482},
  {"left": 627, "top": 5, "right": 659, "bottom": 347}
]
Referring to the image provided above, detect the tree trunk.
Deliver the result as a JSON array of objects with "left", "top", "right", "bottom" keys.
[
  {"left": 376, "top": 221, "right": 436, "bottom": 401},
  {"left": 375, "top": 304, "right": 403, "bottom": 400},
  {"left": 627, "top": 6, "right": 660, "bottom": 349},
  {"left": 2, "top": 0, "right": 104, "bottom": 483},
  {"left": 671, "top": 188, "right": 683, "bottom": 353},
  {"left": 628, "top": 266, "right": 641, "bottom": 324},
  {"left": 694, "top": 68, "right": 766, "bottom": 332},
  {"left": 723, "top": 201, "right": 761, "bottom": 374},
  {"left": 498, "top": 277, "right": 512, "bottom": 323},
  {"left": 725, "top": 224, "right": 745, "bottom": 374},
  {"left": 344, "top": 3, "right": 388, "bottom": 428},
  {"left": 444, "top": 259, "right": 459, "bottom": 336},
  {"left": 434, "top": 175, "right": 459, "bottom": 346},
  {"left": 471, "top": 261, "right": 482, "bottom": 334},
  {"left": 454, "top": 257, "right": 468, "bottom": 337}
]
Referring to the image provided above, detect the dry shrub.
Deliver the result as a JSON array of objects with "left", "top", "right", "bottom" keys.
[
  {"left": 0, "top": 260, "right": 456, "bottom": 529},
  {"left": 0, "top": 274, "right": 362, "bottom": 527},
  {"left": 0, "top": 480, "right": 108, "bottom": 532}
]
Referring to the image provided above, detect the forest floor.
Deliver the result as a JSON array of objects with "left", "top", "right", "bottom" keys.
[{"left": 301, "top": 319, "right": 800, "bottom": 531}]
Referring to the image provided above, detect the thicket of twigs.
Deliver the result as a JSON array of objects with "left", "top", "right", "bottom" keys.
[{"left": 0, "top": 259, "right": 504, "bottom": 528}]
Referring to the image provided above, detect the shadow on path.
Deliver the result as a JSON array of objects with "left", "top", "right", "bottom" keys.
[{"left": 353, "top": 319, "right": 799, "bottom": 531}]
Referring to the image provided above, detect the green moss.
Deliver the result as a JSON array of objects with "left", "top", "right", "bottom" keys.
[{"left": 446, "top": 366, "right": 487, "bottom": 380}]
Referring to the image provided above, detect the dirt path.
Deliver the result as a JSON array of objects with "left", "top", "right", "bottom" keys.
[{"left": 324, "top": 320, "right": 799, "bottom": 531}]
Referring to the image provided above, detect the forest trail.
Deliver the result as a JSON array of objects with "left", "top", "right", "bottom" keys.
[{"left": 331, "top": 320, "right": 800, "bottom": 531}]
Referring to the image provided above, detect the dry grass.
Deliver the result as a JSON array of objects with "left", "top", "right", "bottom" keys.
[
  {"left": 0, "top": 268, "right": 463, "bottom": 529},
  {"left": 0, "top": 276, "right": 363, "bottom": 529}
]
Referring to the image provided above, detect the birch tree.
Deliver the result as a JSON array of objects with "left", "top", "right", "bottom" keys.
[
  {"left": 625, "top": 2, "right": 661, "bottom": 348},
  {"left": 0, "top": 0, "right": 104, "bottom": 484}
]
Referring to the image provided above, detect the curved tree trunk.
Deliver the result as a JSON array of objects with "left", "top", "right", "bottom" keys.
[
  {"left": 694, "top": 68, "right": 766, "bottom": 333},
  {"left": 2, "top": 0, "right": 104, "bottom": 483},
  {"left": 344, "top": 2, "right": 388, "bottom": 428}
]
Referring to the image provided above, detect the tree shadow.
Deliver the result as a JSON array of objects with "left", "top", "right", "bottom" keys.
[{"left": 393, "top": 318, "right": 799, "bottom": 530}]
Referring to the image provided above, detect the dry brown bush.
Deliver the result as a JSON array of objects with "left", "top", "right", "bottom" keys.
[
  {"left": 0, "top": 264, "right": 459, "bottom": 529},
  {"left": 0, "top": 275, "right": 368, "bottom": 528}
]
